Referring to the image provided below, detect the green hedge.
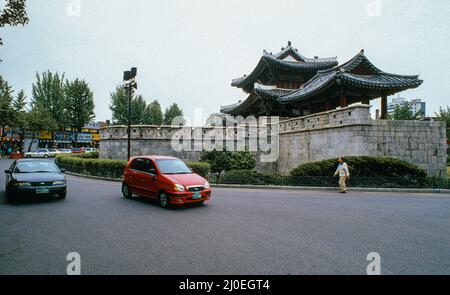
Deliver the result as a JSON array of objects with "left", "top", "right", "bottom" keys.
[
  {"left": 56, "top": 156, "right": 127, "bottom": 178},
  {"left": 220, "top": 170, "right": 283, "bottom": 185},
  {"left": 56, "top": 152, "right": 99, "bottom": 159},
  {"left": 208, "top": 169, "right": 449, "bottom": 189},
  {"left": 290, "top": 156, "right": 427, "bottom": 179},
  {"left": 56, "top": 156, "right": 211, "bottom": 178},
  {"left": 200, "top": 150, "right": 256, "bottom": 174},
  {"left": 185, "top": 161, "right": 211, "bottom": 177}
]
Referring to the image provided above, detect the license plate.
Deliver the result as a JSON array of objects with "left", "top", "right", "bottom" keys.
[
  {"left": 192, "top": 192, "right": 201, "bottom": 200},
  {"left": 36, "top": 188, "right": 50, "bottom": 194}
]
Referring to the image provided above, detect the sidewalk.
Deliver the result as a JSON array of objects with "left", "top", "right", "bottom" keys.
[{"left": 64, "top": 171, "right": 450, "bottom": 194}]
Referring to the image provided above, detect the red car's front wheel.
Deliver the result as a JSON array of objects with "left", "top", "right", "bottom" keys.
[
  {"left": 122, "top": 183, "right": 132, "bottom": 199},
  {"left": 159, "top": 192, "right": 170, "bottom": 209}
]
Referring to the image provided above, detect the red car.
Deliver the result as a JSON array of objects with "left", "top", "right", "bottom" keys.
[
  {"left": 122, "top": 156, "right": 211, "bottom": 208},
  {"left": 71, "top": 147, "right": 86, "bottom": 154}
]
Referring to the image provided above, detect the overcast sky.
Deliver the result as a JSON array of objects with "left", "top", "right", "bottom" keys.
[{"left": 1, "top": 0, "right": 449, "bottom": 123}]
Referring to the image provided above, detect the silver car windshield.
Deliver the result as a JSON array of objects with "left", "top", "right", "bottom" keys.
[{"left": 14, "top": 161, "right": 59, "bottom": 173}]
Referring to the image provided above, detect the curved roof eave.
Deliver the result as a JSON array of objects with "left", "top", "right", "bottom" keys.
[{"left": 231, "top": 54, "right": 338, "bottom": 90}]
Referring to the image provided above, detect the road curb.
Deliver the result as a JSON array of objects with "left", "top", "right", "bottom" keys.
[
  {"left": 65, "top": 171, "right": 122, "bottom": 182},
  {"left": 64, "top": 171, "right": 450, "bottom": 194},
  {"left": 212, "top": 184, "right": 450, "bottom": 194}
]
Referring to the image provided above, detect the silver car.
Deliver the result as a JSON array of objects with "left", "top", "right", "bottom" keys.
[{"left": 24, "top": 149, "right": 57, "bottom": 158}]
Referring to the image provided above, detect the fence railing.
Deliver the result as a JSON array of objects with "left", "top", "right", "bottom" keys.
[
  {"left": 206, "top": 174, "right": 450, "bottom": 190},
  {"left": 57, "top": 162, "right": 449, "bottom": 190}
]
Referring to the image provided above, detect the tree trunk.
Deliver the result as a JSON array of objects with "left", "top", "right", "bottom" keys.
[
  {"left": 27, "top": 133, "right": 35, "bottom": 152},
  {"left": 10, "top": 127, "right": 15, "bottom": 152},
  {"left": 51, "top": 131, "right": 55, "bottom": 148},
  {"left": 75, "top": 128, "right": 80, "bottom": 148},
  {"left": 18, "top": 129, "right": 25, "bottom": 153},
  {"left": 19, "top": 136, "right": 24, "bottom": 153},
  {"left": 0, "top": 126, "right": 4, "bottom": 151}
]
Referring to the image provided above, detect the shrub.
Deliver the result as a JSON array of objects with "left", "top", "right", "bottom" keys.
[
  {"left": 230, "top": 151, "right": 256, "bottom": 171},
  {"left": 56, "top": 152, "right": 99, "bottom": 159},
  {"left": 83, "top": 158, "right": 127, "bottom": 177},
  {"left": 185, "top": 161, "right": 211, "bottom": 177},
  {"left": 219, "top": 170, "right": 282, "bottom": 185},
  {"left": 56, "top": 156, "right": 127, "bottom": 178},
  {"left": 200, "top": 150, "right": 256, "bottom": 174},
  {"left": 79, "top": 151, "right": 99, "bottom": 159},
  {"left": 200, "top": 150, "right": 233, "bottom": 174},
  {"left": 57, "top": 156, "right": 85, "bottom": 167},
  {"left": 290, "top": 156, "right": 427, "bottom": 179}
]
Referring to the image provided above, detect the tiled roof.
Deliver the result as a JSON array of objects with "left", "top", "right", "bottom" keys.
[
  {"left": 272, "top": 42, "right": 338, "bottom": 63},
  {"left": 220, "top": 87, "right": 293, "bottom": 115},
  {"left": 231, "top": 42, "right": 338, "bottom": 91},
  {"left": 279, "top": 50, "right": 423, "bottom": 103}
]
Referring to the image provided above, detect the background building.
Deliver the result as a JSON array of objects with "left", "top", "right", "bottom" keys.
[
  {"left": 387, "top": 96, "right": 426, "bottom": 117},
  {"left": 221, "top": 43, "right": 423, "bottom": 120}
]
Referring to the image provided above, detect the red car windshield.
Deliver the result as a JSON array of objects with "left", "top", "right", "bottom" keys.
[{"left": 156, "top": 159, "right": 192, "bottom": 175}]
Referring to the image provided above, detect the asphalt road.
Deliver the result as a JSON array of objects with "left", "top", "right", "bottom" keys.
[{"left": 0, "top": 159, "right": 449, "bottom": 275}]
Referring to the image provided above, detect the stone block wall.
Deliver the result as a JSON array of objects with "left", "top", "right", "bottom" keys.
[
  {"left": 100, "top": 105, "right": 447, "bottom": 177},
  {"left": 278, "top": 108, "right": 447, "bottom": 177}
]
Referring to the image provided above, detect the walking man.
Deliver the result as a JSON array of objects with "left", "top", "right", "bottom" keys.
[{"left": 334, "top": 156, "right": 350, "bottom": 193}]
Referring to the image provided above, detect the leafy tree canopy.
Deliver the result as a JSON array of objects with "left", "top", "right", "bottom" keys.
[
  {"left": 164, "top": 103, "right": 185, "bottom": 126},
  {"left": 0, "top": 0, "right": 29, "bottom": 46},
  {"left": 200, "top": 150, "right": 256, "bottom": 175},
  {"left": 389, "top": 102, "right": 420, "bottom": 120},
  {"left": 31, "top": 71, "right": 67, "bottom": 130},
  {"left": 143, "top": 100, "right": 164, "bottom": 126},
  {"left": 66, "top": 79, "right": 95, "bottom": 132},
  {"left": 109, "top": 86, "right": 150, "bottom": 125},
  {"left": 131, "top": 95, "right": 146, "bottom": 125},
  {"left": 435, "top": 106, "right": 450, "bottom": 139},
  {"left": 0, "top": 75, "right": 14, "bottom": 127}
]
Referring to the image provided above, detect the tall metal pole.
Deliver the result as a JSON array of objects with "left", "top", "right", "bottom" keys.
[{"left": 127, "top": 82, "right": 132, "bottom": 161}]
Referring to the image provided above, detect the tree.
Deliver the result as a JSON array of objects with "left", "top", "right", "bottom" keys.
[
  {"left": 435, "top": 106, "right": 450, "bottom": 139},
  {"left": 200, "top": 149, "right": 233, "bottom": 175},
  {"left": 24, "top": 107, "right": 57, "bottom": 152},
  {"left": 0, "top": 75, "right": 14, "bottom": 145},
  {"left": 31, "top": 71, "right": 67, "bottom": 131},
  {"left": 229, "top": 150, "right": 256, "bottom": 170},
  {"left": 389, "top": 102, "right": 420, "bottom": 120},
  {"left": 164, "top": 103, "right": 185, "bottom": 126},
  {"left": 110, "top": 86, "right": 148, "bottom": 125},
  {"left": 131, "top": 95, "right": 146, "bottom": 125},
  {"left": 109, "top": 86, "right": 128, "bottom": 125},
  {"left": 199, "top": 150, "right": 256, "bottom": 176},
  {"left": 13, "top": 89, "right": 26, "bottom": 111},
  {"left": 12, "top": 90, "right": 27, "bottom": 152},
  {"left": 0, "top": 0, "right": 29, "bottom": 46},
  {"left": 66, "top": 79, "right": 95, "bottom": 147},
  {"left": 143, "top": 100, "right": 163, "bottom": 125}
]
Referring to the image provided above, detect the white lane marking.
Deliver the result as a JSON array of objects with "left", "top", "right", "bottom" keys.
[{"left": 212, "top": 187, "right": 449, "bottom": 199}]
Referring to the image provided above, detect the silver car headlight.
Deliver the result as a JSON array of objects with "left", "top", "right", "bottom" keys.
[
  {"left": 53, "top": 181, "right": 66, "bottom": 185},
  {"left": 13, "top": 182, "right": 32, "bottom": 187}
]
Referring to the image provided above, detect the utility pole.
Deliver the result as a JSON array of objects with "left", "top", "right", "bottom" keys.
[{"left": 123, "top": 67, "right": 137, "bottom": 161}]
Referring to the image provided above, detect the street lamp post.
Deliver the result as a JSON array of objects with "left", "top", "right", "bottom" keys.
[{"left": 123, "top": 67, "right": 137, "bottom": 161}]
